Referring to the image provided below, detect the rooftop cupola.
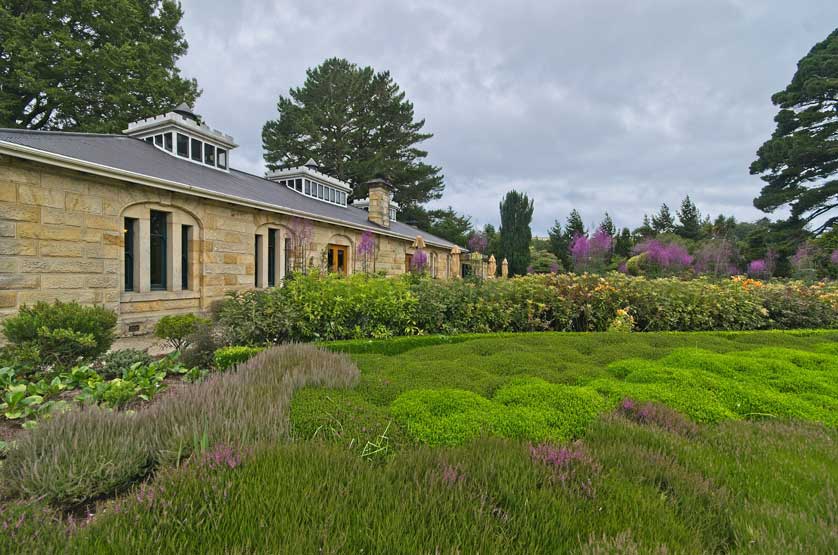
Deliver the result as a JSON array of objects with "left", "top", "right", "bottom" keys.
[
  {"left": 123, "top": 104, "right": 237, "bottom": 172},
  {"left": 266, "top": 161, "right": 352, "bottom": 207}
]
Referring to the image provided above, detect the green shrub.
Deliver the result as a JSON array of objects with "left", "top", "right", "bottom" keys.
[
  {"left": 391, "top": 389, "right": 495, "bottom": 446},
  {"left": 492, "top": 378, "right": 606, "bottom": 440},
  {"left": 154, "top": 313, "right": 209, "bottom": 350},
  {"left": 217, "top": 274, "right": 836, "bottom": 346},
  {"left": 391, "top": 380, "right": 607, "bottom": 446},
  {"left": 214, "top": 346, "right": 265, "bottom": 370},
  {"left": 180, "top": 321, "right": 225, "bottom": 369},
  {"left": 1, "top": 301, "right": 117, "bottom": 369},
  {"left": 97, "top": 349, "right": 153, "bottom": 379}
]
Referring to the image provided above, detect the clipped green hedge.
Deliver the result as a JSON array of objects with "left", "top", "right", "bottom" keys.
[
  {"left": 216, "top": 273, "right": 838, "bottom": 345},
  {"left": 390, "top": 378, "right": 607, "bottom": 446},
  {"left": 214, "top": 346, "right": 264, "bottom": 370}
]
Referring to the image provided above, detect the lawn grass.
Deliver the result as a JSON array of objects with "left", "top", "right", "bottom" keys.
[{"left": 2, "top": 330, "right": 836, "bottom": 553}]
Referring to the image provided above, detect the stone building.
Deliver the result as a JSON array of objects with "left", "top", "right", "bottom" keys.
[{"left": 0, "top": 105, "right": 462, "bottom": 336}]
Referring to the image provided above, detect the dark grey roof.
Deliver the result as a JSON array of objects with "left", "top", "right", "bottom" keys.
[{"left": 0, "top": 128, "right": 458, "bottom": 249}]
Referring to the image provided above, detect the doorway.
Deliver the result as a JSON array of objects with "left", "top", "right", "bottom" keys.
[{"left": 327, "top": 244, "right": 348, "bottom": 274}]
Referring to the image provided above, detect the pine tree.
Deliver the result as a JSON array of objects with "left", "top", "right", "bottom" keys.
[
  {"left": 498, "top": 191, "right": 534, "bottom": 276},
  {"left": 0, "top": 1, "right": 199, "bottom": 132},
  {"left": 651, "top": 204, "right": 676, "bottom": 234},
  {"left": 614, "top": 228, "right": 634, "bottom": 258},
  {"left": 599, "top": 212, "right": 616, "bottom": 237},
  {"left": 565, "top": 209, "right": 586, "bottom": 238},
  {"left": 634, "top": 214, "right": 654, "bottom": 237},
  {"left": 547, "top": 219, "right": 570, "bottom": 269},
  {"left": 751, "top": 28, "right": 838, "bottom": 235},
  {"left": 676, "top": 196, "right": 702, "bottom": 240},
  {"left": 262, "top": 58, "right": 443, "bottom": 208},
  {"left": 484, "top": 224, "right": 501, "bottom": 257}
]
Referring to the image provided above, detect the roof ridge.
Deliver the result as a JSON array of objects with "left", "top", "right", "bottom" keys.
[{"left": 0, "top": 128, "right": 127, "bottom": 138}]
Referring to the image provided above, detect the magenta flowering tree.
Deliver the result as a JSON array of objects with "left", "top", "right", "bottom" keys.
[
  {"left": 289, "top": 217, "right": 314, "bottom": 274},
  {"left": 467, "top": 232, "right": 488, "bottom": 254},
  {"left": 693, "top": 239, "right": 738, "bottom": 277},
  {"left": 357, "top": 230, "right": 377, "bottom": 274},
  {"left": 570, "top": 229, "right": 612, "bottom": 273},
  {"left": 411, "top": 249, "right": 428, "bottom": 273},
  {"left": 633, "top": 239, "right": 693, "bottom": 276},
  {"left": 790, "top": 243, "right": 817, "bottom": 280},
  {"left": 747, "top": 259, "right": 768, "bottom": 278}
]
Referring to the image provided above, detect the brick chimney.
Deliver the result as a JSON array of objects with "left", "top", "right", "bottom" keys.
[{"left": 365, "top": 178, "right": 394, "bottom": 228}]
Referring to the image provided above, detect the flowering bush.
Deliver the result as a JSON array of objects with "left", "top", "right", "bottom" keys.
[
  {"left": 631, "top": 240, "right": 693, "bottom": 276},
  {"left": 216, "top": 272, "right": 838, "bottom": 345},
  {"left": 410, "top": 250, "right": 429, "bottom": 273},
  {"left": 570, "top": 229, "right": 612, "bottom": 273}
]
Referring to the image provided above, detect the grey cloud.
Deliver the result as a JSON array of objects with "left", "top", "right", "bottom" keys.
[{"left": 177, "top": 0, "right": 838, "bottom": 234}]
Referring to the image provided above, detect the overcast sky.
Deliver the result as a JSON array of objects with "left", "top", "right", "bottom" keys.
[{"left": 177, "top": 0, "right": 838, "bottom": 235}]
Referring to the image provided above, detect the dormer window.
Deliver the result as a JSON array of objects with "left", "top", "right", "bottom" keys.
[
  {"left": 266, "top": 160, "right": 352, "bottom": 207},
  {"left": 124, "top": 103, "right": 238, "bottom": 172}
]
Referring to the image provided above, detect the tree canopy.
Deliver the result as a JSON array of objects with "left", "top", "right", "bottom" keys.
[
  {"left": 0, "top": 0, "right": 199, "bottom": 132},
  {"left": 676, "top": 196, "right": 702, "bottom": 240},
  {"left": 262, "top": 58, "right": 444, "bottom": 208},
  {"left": 498, "top": 190, "right": 534, "bottom": 276},
  {"left": 751, "top": 28, "right": 838, "bottom": 235}
]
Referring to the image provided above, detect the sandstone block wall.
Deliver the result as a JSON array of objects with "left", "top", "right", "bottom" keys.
[{"left": 0, "top": 155, "right": 454, "bottom": 336}]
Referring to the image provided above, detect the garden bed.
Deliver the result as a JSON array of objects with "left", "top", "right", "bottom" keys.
[{"left": 1, "top": 330, "right": 836, "bottom": 553}]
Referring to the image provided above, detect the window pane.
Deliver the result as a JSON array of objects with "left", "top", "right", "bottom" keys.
[
  {"left": 177, "top": 133, "right": 189, "bottom": 157},
  {"left": 305, "top": 180, "right": 311, "bottom": 195},
  {"left": 217, "top": 148, "right": 227, "bottom": 169},
  {"left": 124, "top": 217, "right": 136, "bottom": 291},
  {"left": 296, "top": 178, "right": 302, "bottom": 192},
  {"left": 204, "top": 143, "right": 216, "bottom": 166},
  {"left": 181, "top": 225, "right": 190, "bottom": 289},
  {"left": 154, "top": 134, "right": 163, "bottom": 146},
  {"left": 150, "top": 211, "right": 168, "bottom": 290},
  {"left": 330, "top": 188, "right": 335, "bottom": 202},
  {"left": 318, "top": 184, "right": 324, "bottom": 199},
  {"left": 254, "top": 235, "right": 262, "bottom": 287},
  {"left": 145, "top": 137, "right": 153, "bottom": 144},
  {"left": 164, "top": 133, "right": 173, "bottom": 152},
  {"left": 337, "top": 248, "right": 345, "bottom": 273},
  {"left": 268, "top": 229, "right": 276, "bottom": 287},
  {"left": 191, "top": 138, "right": 201, "bottom": 162}
]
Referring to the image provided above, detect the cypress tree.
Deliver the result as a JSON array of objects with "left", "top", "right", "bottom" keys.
[{"left": 498, "top": 191, "right": 534, "bottom": 276}]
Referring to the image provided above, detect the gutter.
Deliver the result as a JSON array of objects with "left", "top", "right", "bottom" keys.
[{"left": 0, "top": 140, "right": 459, "bottom": 250}]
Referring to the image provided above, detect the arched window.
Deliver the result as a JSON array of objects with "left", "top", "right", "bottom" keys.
[
  {"left": 121, "top": 203, "right": 201, "bottom": 294},
  {"left": 254, "top": 223, "right": 291, "bottom": 287}
]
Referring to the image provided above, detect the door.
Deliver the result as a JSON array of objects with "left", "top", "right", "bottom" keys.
[{"left": 327, "top": 244, "right": 348, "bottom": 274}]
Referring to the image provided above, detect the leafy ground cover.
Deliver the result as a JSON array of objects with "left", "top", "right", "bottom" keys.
[
  {"left": 291, "top": 330, "right": 838, "bottom": 448},
  {"left": 1, "top": 331, "right": 836, "bottom": 553}
]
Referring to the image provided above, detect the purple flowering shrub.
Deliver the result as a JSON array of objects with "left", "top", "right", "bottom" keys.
[
  {"left": 357, "top": 230, "right": 377, "bottom": 274},
  {"left": 631, "top": 240, "right": 693, "bottom": 276},
  {"left": 411, "top": 249, "right": 429, "bottom": 273},
  {"left": 529, "top": 441, "right": 600, "bottom": 498},
  {"left": 747, "top": 259, "right": 768, "bottom": 278},
  {"left": 467, "top": 232, "right": 488, "bottom": 254},
  {"left": 693, "top": 239, "right": 738, "bottom": 277},
  {"left": 570, "top": 229, "right": 612, "bottom": 273},
  {"left": 618, "top": 398, "right": 699, "bottom": 437}
]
